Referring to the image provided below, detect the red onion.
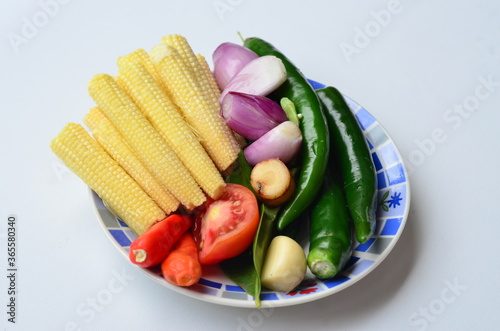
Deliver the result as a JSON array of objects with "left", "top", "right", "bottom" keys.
[
  {"left": 244, "top": 121, "right": 302, "bottom": 166},
  {"left": 218, "top": 55, "right": 287, "bottom": 103},
  {"left": 221, "top": 92, "right": 288, "bottom": 140},
  {"left": 213, "top": 42, "right": 259, "bottom": 90}
]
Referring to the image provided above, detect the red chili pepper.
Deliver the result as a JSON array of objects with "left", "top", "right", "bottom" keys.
[
  {"left": 129, "top": 214, "right": 192, "bottom": 268},
  {"left": 161, "top": 232, "right": 202, "bottom": 287}
]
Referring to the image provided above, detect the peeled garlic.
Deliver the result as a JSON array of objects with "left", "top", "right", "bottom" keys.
[{"left": 261, "top": 236, "right": 307, "bottom": 293}]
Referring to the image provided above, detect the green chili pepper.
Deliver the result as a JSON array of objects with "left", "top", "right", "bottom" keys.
[
  {"left": 244, "top": 37, "right": 330, "bottom": 231},
  {"left": 307, "top": 169, "right": 353, "bottom": 279},
  {"left": 316, "top": 87, "right": 377, "bottom": 243}
]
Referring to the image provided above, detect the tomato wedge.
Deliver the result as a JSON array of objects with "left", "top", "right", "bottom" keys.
[{"left": 193, "top": 183, "right": 260, "bottom": 265}]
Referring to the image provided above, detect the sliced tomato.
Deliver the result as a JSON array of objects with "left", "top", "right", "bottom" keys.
[{"left": 193, "top": 183, "right": 260, "bottom": 265}]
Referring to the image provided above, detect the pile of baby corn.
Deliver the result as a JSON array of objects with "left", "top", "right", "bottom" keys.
[{"left": 51, "top": 35, "right": 241, "bottom": 235}]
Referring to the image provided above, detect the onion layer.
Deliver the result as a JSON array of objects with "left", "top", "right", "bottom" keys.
[
  {"left": 218, "top": 55, "right": 287, "bottom": 103},
  {"left": 212, "top": 42, "right": 258, "bottom": 90},
  {"left": 221, "top": 92, "right": 288, "bottom": 140},
  {"left": 244, "top": 121, "right": 302, "bottom": 166}
]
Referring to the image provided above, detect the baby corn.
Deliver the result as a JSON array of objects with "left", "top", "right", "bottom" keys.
[
  {"left": 151, "top": 43, "right": 239, "bottom": 171},
  {"left": 162, "top": 35, "right": 241, "bottom": 161},
  {"left": 196, "top": 51, "right": 242, "bottom": 153},
  {"left": 196, "top": 53, "right": 221, "bottom": 99},
  {"left": 161, "top": 35, "right": 211, "bottom": 97},
  {"left": 88, "top": 73, "right": 206, "bottom": 210},
  {"left": 50, "top": 123, "right": 166, "bottom": 235},
  {"left": 115, "top": 62, "right": 226, "bottom": 200},
  {"left": 84, "top": 107, "right": 179, "bottom": 213},
  {"left": 117, "top": 49, "right": 171, "bottom": 96}
]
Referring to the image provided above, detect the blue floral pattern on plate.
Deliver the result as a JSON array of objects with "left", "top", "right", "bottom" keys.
[{"left": 90, "top": 79, "right": 411, "bottom": 308}]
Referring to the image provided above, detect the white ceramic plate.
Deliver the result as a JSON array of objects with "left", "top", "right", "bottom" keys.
[{"left": 90, "top": 79, "right": 411, "bottom": 308}]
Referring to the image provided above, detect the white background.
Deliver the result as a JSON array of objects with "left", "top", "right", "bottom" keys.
[{"left": 1, "top": 0, "right": 499, "bottom": 330}]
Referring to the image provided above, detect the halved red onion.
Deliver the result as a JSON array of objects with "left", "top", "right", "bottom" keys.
[
  {"left": 213, "top": 42, "right": 259, "bottom": 90},
  {"left": 218, "top": 55, "right": 287, "bottom": 103},
  {"left": 244, "top": 121, "right": 302, "bottom": 166},
  {"left": 221, "top": 92, "right": 288, "bottom": 140}
]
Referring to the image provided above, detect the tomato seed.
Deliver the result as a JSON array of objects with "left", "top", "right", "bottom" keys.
[{"left": 219, "top": 226, "right": 228, "bottom": 235}]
